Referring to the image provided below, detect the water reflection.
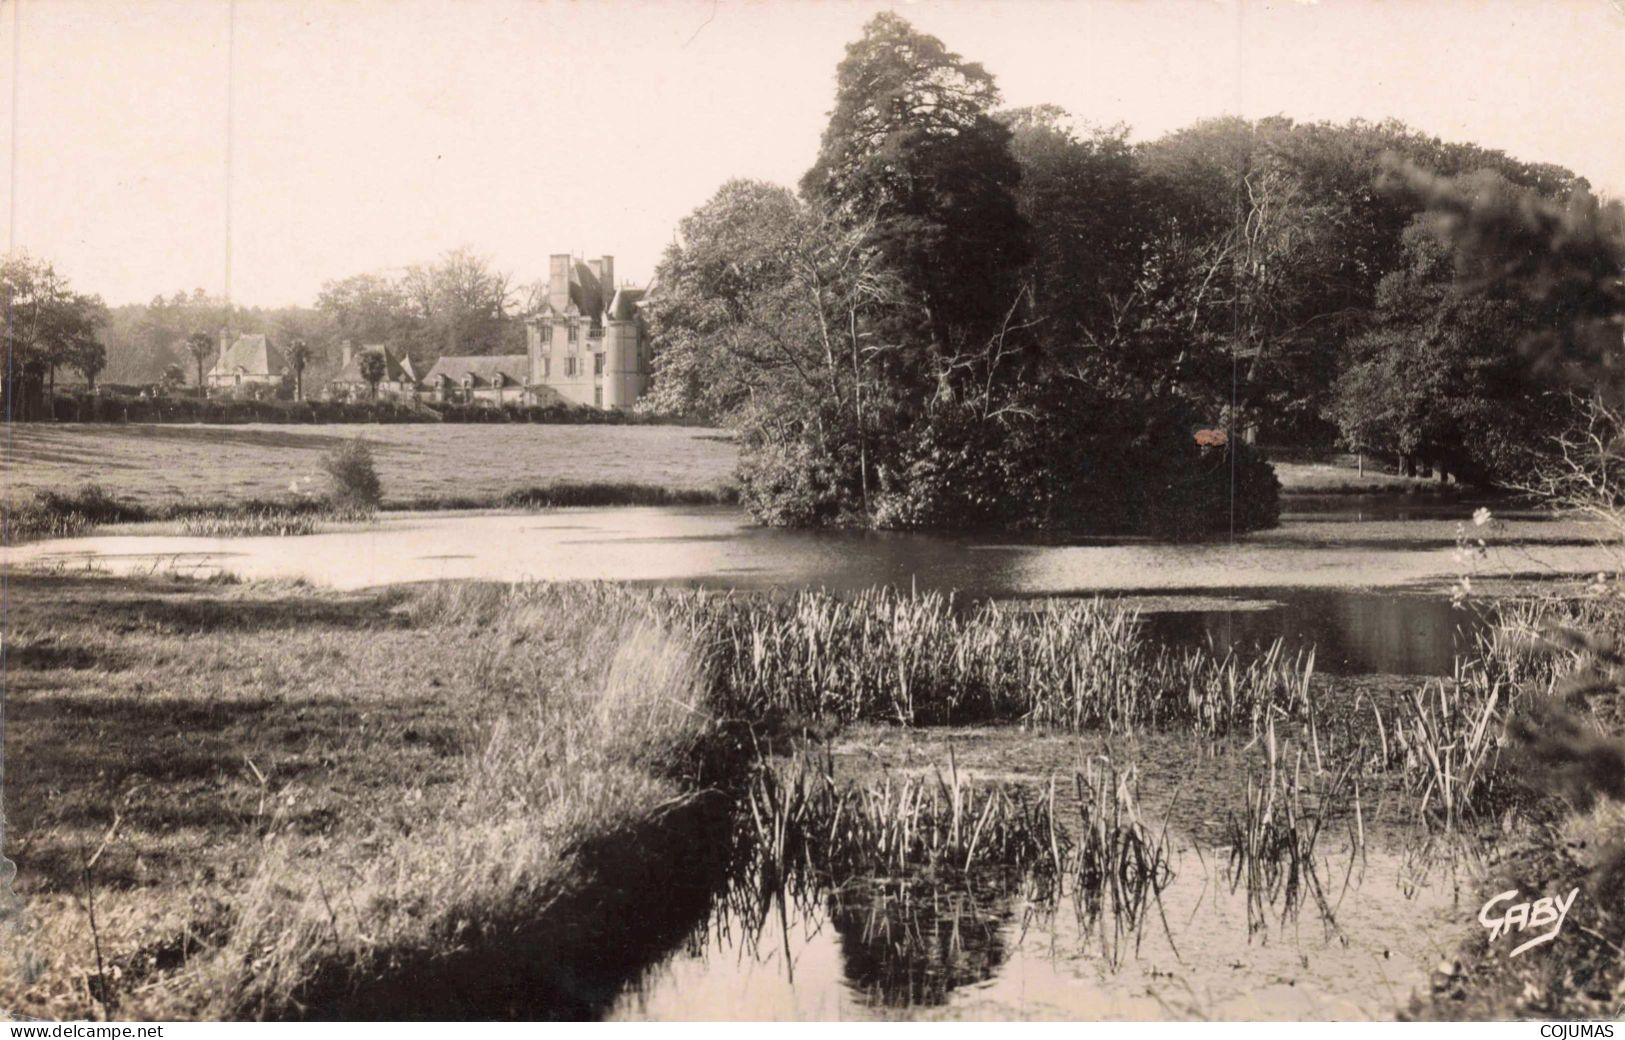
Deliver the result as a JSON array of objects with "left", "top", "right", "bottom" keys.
[
  {"left": 829, "top": 879, "right": 1014, "bottom": 1008},
  {"left": 1140, "top": 590, "right": 1489, "bottom": 676},
  {"left": 610, "top": 843, "right": 1462, "bottom": 1021}
]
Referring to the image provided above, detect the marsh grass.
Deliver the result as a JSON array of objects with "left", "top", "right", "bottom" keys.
[
  {"left": 0, "top": 576, "right": 1396, "bottom": 1021},
  {"left": 692, "top": 588, "right": 1316, "bottom": 735},
  {"left": 0, "top": 573, "right": 747, "bottom": 1021},
  {"left": 741, "top": 754, "right": 1057, "bottom": 882},
  {"left": 176, "top": 511, "right": 322, "bottom": 538},
  {"left": 4, "top": 484, "right": 149, "bottom": 543},
  {"left": 1395, "top": 668, "right": 1510, "bottom": 828},
  {"left": 1224, "top": 725, "right": 1363, "bottom": 933},
  {"left": 740, "top": 752, "right": 1173, "bottom": 918}
]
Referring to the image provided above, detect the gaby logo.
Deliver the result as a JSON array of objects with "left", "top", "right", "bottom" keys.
[{"left": 1478, "top": 887, "right": 1580, "bottom": 957}]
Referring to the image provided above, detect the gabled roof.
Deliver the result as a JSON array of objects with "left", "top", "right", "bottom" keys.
[
  {"left": 209, "top": 334, "right": 287, "bottom": 377},
  {"left": 422, "top": 354, "right": 530, "bottom": 388},
  {"left": 333, "top": 345, "right": 415, "bottom": 384}
]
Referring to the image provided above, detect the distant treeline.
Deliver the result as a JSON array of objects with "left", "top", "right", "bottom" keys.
[{"left": 40, "top": 391, "right": 689, "bottom": 427}]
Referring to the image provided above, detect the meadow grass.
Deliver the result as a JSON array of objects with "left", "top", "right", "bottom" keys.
[
  {"left": 0, "top": 574, "right": 740, "bottom": 1020},
  {"left": 2, "top": 423, "right": 738, "bottom": 511}
]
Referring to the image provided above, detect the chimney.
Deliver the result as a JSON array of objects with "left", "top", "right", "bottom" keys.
[
  {"left": 548, "top": 254, "right": 571, "bottom": 312},
  {"left": 599, "top": 255, "right": 615, "bottom": 300},
  {"left": 341, "top": 340, "right": 354, "bottom": 368}
]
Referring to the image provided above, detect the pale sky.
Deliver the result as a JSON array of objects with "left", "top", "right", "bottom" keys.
[{"left": 4, "top": 0, "right": 1624, "bottom": 308}]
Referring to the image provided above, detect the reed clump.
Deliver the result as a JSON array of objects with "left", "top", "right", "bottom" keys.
[
  {"left": 741, "top": 753, "right": 1173, "bottom": 909},
  {"left": 1224, "top": 724, "right": 1362, "bottom": 931},
  {"left": 177, "top": 510, "right": 322, "bottom": 538},
  {"left": 1395, "top": 668, "right": 1509, "bottom": 828},
  {"left": 686, "top": 587, "right": 1315, "bottom": 736}
]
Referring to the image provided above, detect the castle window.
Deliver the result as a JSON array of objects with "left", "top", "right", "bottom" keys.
[
  {"left": 594, "top": 387, "right": 603, "bottom": 407},
  {"left": 593, "top": 353, "right": 605, "bottom": 375},
  {"left": 567, "top": 322, "right": 578, "bottom": 344},
  {"left": 542, "top": 357, "right": 550, "bottom": 378},
  {"left": 565, "top": 357, "right": 578, "bottom": 377}
]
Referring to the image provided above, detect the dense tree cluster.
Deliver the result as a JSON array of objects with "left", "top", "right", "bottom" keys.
[
  {"left": 645, "top": 13, "right": 1611, "bottom": 531},
  {"left": 1, "top": 255, "right": 109, "bottom": 419}
]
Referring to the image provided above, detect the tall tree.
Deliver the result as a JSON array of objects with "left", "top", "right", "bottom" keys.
[
  {"left": 315, "top": 274, "right": 412, "bottom": 349},
  {"left": 186, "top": 332, "right": 214, "bottom": 396},
  {"left": 358, "top": 350, "right": 387, "bottom": 401},
  {"left": 801, "top": 12, "right": 1029, "bottom": 370},
  {"left": 67, "top": 338, "right": 107, "bottom": 392},
  {"left": 1328, "top": 217, "right": 1564, "bottom": 481},
  {"left": 401, "top": 247, "right": 515, "bottom": 361},
  {"left": 287, "top": 338, "right": 314, "bottom": 402}
]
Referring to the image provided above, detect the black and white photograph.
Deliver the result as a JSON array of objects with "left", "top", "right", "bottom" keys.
[{"left": 3, "top": 0, "right": 1625, "bottom": 1024}]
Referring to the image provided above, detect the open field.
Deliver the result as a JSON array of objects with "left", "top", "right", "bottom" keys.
[
  {"left": 1, "top": 423, "right": 738, "bottom": 510},
  {"left": 1, "top": 423, "right": 1471, "bottom": 518}
]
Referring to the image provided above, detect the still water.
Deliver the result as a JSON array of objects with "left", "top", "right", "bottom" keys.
[
  {"left": 610, "top": 842, "right": 1466, "bottom": 1022},
  {"left": 6, "top": 495, "right": 1604, "bottom": 675},
  {"left": 1140, "top": 589, "right": 1487, "bottom": 676}
]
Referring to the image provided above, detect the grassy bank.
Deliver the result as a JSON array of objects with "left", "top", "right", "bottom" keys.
[
  {"left": 3, "top": 481, "right": 738, "bottom": 545},
  {"left": 0, "top": 575, "right": 753, "bottom": 1019}
]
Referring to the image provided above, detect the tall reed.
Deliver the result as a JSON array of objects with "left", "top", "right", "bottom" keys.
[{"left": 673, "top": 587, "right": 1316, "bottom": 736}]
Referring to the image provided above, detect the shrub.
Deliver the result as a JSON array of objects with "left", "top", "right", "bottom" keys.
[
  {"left": 319, "top": 437, "right": 382, "bottom": 513},
  {"left": 4, "top": 483, "right": 150, "bottom": 543},
  {"left": 748, "top": 387, "right": 1282, "bottom": 537}
]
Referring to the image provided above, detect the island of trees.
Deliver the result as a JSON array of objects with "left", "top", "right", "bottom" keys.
[{"left": 641, "top": 13, "right": 1617, "bottom": 535}]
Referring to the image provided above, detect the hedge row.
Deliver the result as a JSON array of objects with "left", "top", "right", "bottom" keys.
[{"left": 40, "top": 394, "right": 686, "bottom": 426}]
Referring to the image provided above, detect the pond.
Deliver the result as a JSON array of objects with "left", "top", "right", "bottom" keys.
[
  {"left": 1138, "top": 589, "right": 1488, "bottom": 676},
  {"left": 6, "top": 495, "right": 1604, "bottom": 677},
  {"left": 610, "top": 838, "right": 1466, "bottom": 1021}
]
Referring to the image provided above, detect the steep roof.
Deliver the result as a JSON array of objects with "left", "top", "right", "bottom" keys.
[
  {"left": 536, "top": 261, "right": 610, "bottom": 320},
  {"left": 606, "top": 286, "right": 646, "bottom": 322},
  {"left": 422, "top": 354, "right": 530, "bottom": 388},
  {"left": 209, "top": 334, "right": 287, "bottom": 378},
  {"left": 333, "top": 345, "right": 415, "bottom": 384}
]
